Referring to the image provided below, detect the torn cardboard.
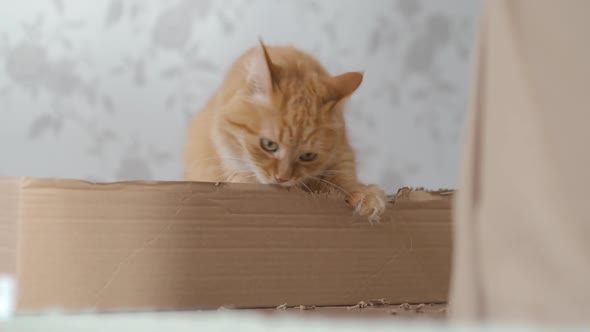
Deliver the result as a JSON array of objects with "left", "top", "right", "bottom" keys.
[{"left": 0, "top": 177, "right": 452, "bottom": 313}]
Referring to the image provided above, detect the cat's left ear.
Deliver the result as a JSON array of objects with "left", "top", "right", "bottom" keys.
[
  {"left": 247, "top": 39, "right": 277, "bottom": 101},
  {"left": 324, "top": 71, "right": 363, "bottom": 104}
]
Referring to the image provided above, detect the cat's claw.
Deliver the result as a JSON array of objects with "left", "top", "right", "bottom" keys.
[{"left": 348, "top": 185, "right": 386, "bottom": 223}]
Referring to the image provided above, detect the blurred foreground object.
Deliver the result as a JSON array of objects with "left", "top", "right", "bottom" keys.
[{"left": 450, "top": 0, "right": 590, "bottom": 325}]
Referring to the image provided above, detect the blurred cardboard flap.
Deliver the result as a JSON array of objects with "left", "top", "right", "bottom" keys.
[{"left": 0, "top": 176, "right": 452, "bottom": 313}]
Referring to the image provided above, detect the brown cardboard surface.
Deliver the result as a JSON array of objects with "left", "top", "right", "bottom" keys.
[
  {"left": 0, "top": 177, "right": 452, "bottom": 313},
  {"left": 0, "top": 177, "right": 19, "bottom": 275}
]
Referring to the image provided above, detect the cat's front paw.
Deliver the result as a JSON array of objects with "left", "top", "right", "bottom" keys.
[{"left": 347, "top": 185, "right": 386, "bottom": 223}]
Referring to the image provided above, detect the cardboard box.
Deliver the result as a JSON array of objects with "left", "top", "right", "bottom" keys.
[{"left": 0, "top": 177, "right": 452, "bottom": 313}]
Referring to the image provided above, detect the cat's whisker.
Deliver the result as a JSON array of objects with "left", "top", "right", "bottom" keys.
[
  {"left": 307, "top": 176, "right": 351, "bottom": 198},
  {"left": 297, "top": 180, "right": 316, "bottom": 198},
  {"left": 320, "top": 169, "right": 351, "bottom": 175},
  {"left": 221, "top": 168, "right": 260, "bottom": 183}
]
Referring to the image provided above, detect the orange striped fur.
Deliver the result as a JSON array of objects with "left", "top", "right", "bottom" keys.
[{"left": 184, "top": 41, "right": 385, "bottom": 222}]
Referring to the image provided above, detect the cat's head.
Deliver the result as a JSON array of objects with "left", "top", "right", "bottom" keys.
[{"left": 216, "top": 40, "right": 363, "bottom": 187}]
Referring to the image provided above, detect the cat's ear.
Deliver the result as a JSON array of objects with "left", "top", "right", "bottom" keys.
[
  {"left": 324, "top": 71, "right": 363, "bottom": 103},
  {"left": 246, "top": 39, "right": 277, "bottom": 101}
]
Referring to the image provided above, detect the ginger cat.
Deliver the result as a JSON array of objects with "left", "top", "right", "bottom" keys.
[{"left": 184, "top": 40, "right": 386, "bottom": 222}]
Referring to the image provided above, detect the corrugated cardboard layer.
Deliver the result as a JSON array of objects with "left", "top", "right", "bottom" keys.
[{"left": 0, "top": 177, "right": 452, "bottom": 313}]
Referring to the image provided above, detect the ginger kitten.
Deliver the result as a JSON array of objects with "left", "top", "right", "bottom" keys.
[{"left": 184, "top": 40, "right": 386, "bottom": 222}]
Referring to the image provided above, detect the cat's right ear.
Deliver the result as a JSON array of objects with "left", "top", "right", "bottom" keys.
[
  {"left": 246, "top": 39, "right": 276, "bottom": 102},
  {"left": 324, "top": 71, "right": 364, "bottom": 104}
]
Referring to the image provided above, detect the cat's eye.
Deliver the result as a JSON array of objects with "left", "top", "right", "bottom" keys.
[
  {"left": 299, "top": 152, "right": 317, "bottom": 162},
  {"left": 260, "top": 137, "right": 279, "bottom": 152}
]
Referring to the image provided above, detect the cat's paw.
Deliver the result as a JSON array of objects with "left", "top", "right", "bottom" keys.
[{"left": 347, "top": 185, "right": 386, "bottom": 223}]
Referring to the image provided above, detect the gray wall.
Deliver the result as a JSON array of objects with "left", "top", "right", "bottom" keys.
[{"left": 0, "top": 0, "right": 480, "bottom": 193}]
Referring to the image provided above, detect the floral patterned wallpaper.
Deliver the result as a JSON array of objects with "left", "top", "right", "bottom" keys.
[{"left": 0, "top": 0, "right": 479, "bottom": 193}]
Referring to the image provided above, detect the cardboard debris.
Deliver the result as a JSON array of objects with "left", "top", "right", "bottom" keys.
[
  {"left": 0, "top": 177, "right": 453, "bottom": 313},
  {"left": 347, "top": 298, "right": 390, "bottom": 310},
  {"left": 366, "top": 298, "right": 389, "bottom": 307},
  {"left": 294, "top": 305, "right": 316, "bottom": 311},
  {"left": 399, "top": 303, "right": 413, "bottom": 310},
  {"left": 347, "top": 301, "right": 368, "bottom": 310}
]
